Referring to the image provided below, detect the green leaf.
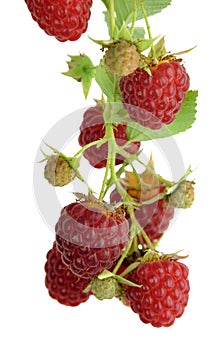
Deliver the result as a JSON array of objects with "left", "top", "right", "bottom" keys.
[
  {"left": 173, "top": 46, "right": 197, "bottom": 56},
  {"left": 63, "top": 54, "right": 96, "bottom": 99},
  {"left": 151, "top": 36, "right": 167, "bottom": 59},
  {"left": 165, "top": 166, "right": 193, "bottom": 195},
  {"left": 134, "top": 37, "right": 157, "bottom": 53},
  {"left": 132, "top": 26, "right": 146, "bottom": 40},
  {"left": 117, "top": 23, "right": 132, "bottom": 41},
  {"left": 103, "top": 9, "right": 110, "bottom": 31},
  {"left": 95, "top": 61, "right": 122, "bottom": 102},
  {"left": 113, "top": 0, "right": 172, "bottom": 28},
  {"left": 126, "top": 90, "right": 198, "bottom": 141},
  {"left": 98, "top": 269, "right": 114, "bottom": 280},
  {"left": 114, "top": 275, "right": 142, "bottom": 288},
  {"left": 101, "top": 0, "right": 109, "bottom": 10},
  {"left": 95, "top": 60, "right": 115, "bottom": 100},
  {"left": 83, "top": 283, "right": 92, "bottom": 293},
  {"left": 103, "top": 102, "right": 129, "bottom": 124},
  {"left": 88, "top": 37, "right": 113, "bottom": 46},
  {"left": 119, "top": 261, "right": 141, "bottom": 277}
]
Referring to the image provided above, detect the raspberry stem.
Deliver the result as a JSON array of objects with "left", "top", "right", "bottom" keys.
[
  {"left": 72, "top": 139, "right": 105, "bottom": 158},
  {"left": 99, "top": 163, "right": 110, "bottom": 201},
  {"left": 105, "top": 127, "right": 156, "bottom": 251},
  {"left": 109, "top": 0, "right": 116, "bottom": 39},
  {"left": 130, "top": 0, "right": 137, "bottom": 37},
  {"left": 112, "top": 239, "right": 134, "bottom": 274},
  {"left": 139, "top": 0, "right": 156, "bottom": 60},
  {"left": 98, "top": 123, "right": 115, "bottom": 200}
]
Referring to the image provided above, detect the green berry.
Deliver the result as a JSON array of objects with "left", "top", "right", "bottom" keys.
[
  {"left": 104, "top": 40, "right": 140, "bottom": 77},
  {"left": 44, "top": 155, "right": 75, "bottom": 187},
  {"left": 168, "top": 180, "right": 195, "bottom": 208},
  {"left": 90, "top": 277, "right": 122, "bottom": 300}
]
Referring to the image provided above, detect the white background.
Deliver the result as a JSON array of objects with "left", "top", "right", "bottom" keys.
[{"left": 1, "top": 1, "right": 219, "bottom": 349}]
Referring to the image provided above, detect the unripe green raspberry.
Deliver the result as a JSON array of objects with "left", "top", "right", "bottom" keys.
[
  {"left": 44, "top": 155, "right": 75, "bottom": 187},
  {"left": 168, "top": 180, "right": 195, "bottom": 208},
  {"left": 90, "top": 277, "right": 122, "bottom": 300},
  {"left": 104, "top": 40, "right": 140, "bottom": 77}
]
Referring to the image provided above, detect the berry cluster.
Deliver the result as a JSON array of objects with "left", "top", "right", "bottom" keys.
[
  {"left": 27, "top": 0, "right": 197, "bottom": 328},
  {"left": 42, "top": 148, "right": 194, "bottom": 327}
]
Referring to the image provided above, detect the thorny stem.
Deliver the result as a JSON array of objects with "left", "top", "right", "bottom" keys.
[
  {"left": 72, "top": 139, "right": 104, "bottom": 159},
  {"left": 103, "top": 123, "right": 155, "bottom": 272},
  {"left": 139, "top": 0, "right": 156, "bottom": 60},
  {"left": 99, "top": 160, "right": 129, "bottom": 200},
  {"left": 117, "top": 148, "right": 147, "bottom": 168}
]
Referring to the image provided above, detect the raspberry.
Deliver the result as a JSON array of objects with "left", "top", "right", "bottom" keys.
[
  {"left": 44, "top": 154, "right": 75, "bottom": 187},
  {"left": 110, "top": 187, "right": 174, "bottom": 245},
  {"left": 24, "top": 0, "right": 93, "bottom": 42},
  {"left": 78, "top": 106, "right": 140, "bottom": 168},
  {"left": 120, "top": 61, "right": 190, "bottom": 129},
  {"left": 90, "top": 277, "right": 122, "bottom": 300},
  {"left": 104, "top": 40, "right": 140, "bottom": 77},
  {"left": 44, "top": 242, "right": 91, "bottom": 306},
  {"left": 55, "top": 199, "right": 129, "bottom": 279},
  {"left": 168, "top": 180, "right": 195, "bottom": 208},
  {"left": 126, "top": 259, "right": 190, "bottom": 327}
]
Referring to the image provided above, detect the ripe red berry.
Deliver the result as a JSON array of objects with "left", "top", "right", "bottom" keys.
[
  {"left": 110, "top": 187, "right": 174, "bottom": 244},
  {"left": 120, "top": 61, "right": 190, "bottom": 129},
  {"left": 55, "top": 199, "right": 129, "bottom": 279},
  {"left": 78, "top": 106, "right": 140, "bottom": 168},
  {"left": 126, "top": 260, "right": 190, "bottom": 327},
  {"left": 24, "top": 0, "right": 93, "bottom": 42},
  {"left": 44, "top": 243, "right": 91, "bottom": 306}
]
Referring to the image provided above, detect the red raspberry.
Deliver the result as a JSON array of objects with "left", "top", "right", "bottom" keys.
[
  {"left": 24, "top": 0, "right": 93, "bottom": 42},
  {"left": 120, "top": 61, "right": 190, "bottom": 129},
  {"left": 78, "top": 106, "right": 140, "bottom": 168},
  {"left": 55, "top": 200, "right": 129, "bottom": 279},
  {"left": 126, "top": 260, "right": 190, "bottom": 327},
  {"left": 44, "top": 242, "right": 91, "bottom": 306},
  {"left": 110, "top": 187, "right": 174, "bottom": 244}
]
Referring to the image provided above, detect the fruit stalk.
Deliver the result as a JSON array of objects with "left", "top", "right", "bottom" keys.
[
  {"left": 112, "top": 239, "right": 134, "bottom": 275},
  {"left": 108, "top": 122, "right": 156, "bottom": 244},
  {"left": 139, "top": 0, "right": 156, "bottom": 60},
  {"left": 130, "top": 0, "right": 137, "bottom": 36},
  {"left": 73, "top": 139, "right": 105, "bottom": 159},
  {"left": 98, "top": 121, "right": 115, "bottom": 200},
  {"left": 109, "top": 0, "right": 116, "bottom": 39}
]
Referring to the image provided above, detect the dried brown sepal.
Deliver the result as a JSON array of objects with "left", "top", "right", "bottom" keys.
[
  {"left": 120, "top": 156, "right": 162, "bottom": 201},
  {"left": 141, "top": 249, "right": 189, "bottom": 264}
]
